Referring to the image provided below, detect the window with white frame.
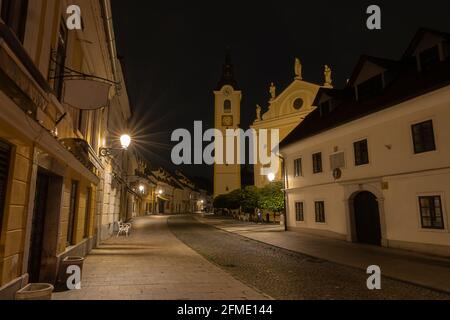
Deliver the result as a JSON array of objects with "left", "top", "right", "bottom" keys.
[
  {"left": 295, "top": 202, "right": 304, "bottom": 222},
  {"left": 419, "top": 196, "right": 445, "bottom": 230},
  {"left": 294, "top": 158, "right": 302, "bottom": 177},
  {"left": 315, "top": 201, "right": 326, "bottom": 223},
  {"left": 354, "top": 139, "right": 369, "bottom": 166},
  {"left": 312, "top": 153, "right": 323, "bottom": 174},
  {"left": 412, "top": 120, "right": 436, "bottom": 154}
]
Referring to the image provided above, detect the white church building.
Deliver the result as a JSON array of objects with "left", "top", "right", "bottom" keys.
[{"left": 280, "top": 28, "right": 450, "bottom": 257}]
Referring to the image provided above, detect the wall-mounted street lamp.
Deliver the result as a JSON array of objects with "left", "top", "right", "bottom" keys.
[
  {"left": 100, "top": 134, "right": 132, "bottom": 157},
  {"left": 267, "top": 173, "right": 276, "bottom": 182},
  {"left": 158, "top": 189, "right": 163, "bottom": 195},
  {"left": 139, "top": 184, "right": 145, "bottom": 193},
  {"left": 120, "top": 134, "right": 132, "bottom": 149}
]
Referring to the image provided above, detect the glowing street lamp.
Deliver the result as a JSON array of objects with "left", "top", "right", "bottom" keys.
[
  {"left": 138, "top": 185, "right": 145, "bottom": 193},
  {"left": 100, "top": 133, "right": 132, "bottom": 157},
  {"left": 158, "top": 189, "right": 163, "bottom": 195},
  {"left": 267, "top": 173, "right": 275, "bottom": 182},
  {"left": 120, "top": 134, "right": 132, "bottom": 150}
]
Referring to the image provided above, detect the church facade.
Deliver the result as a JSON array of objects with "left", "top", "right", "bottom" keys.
[{"left": 251, "top": 60, "right": 330, "bottom": 187}]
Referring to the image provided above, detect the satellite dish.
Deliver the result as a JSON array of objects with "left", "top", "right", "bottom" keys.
[{"left": 333, "top": 168, "right": 342, "bottom": 180}]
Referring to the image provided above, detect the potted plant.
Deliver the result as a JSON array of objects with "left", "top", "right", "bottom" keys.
[
  {"left": 15, "top": 283, "right": 54, "bottom": 300},
  {"left": 56, "top": 256, "right": 85, "bottom": 291}
]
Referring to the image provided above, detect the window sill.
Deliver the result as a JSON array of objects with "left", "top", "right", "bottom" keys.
[{"left": 418, "top": 227, "right": 448, "bottom": 234}]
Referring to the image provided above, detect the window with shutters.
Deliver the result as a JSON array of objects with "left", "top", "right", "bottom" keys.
[{"left": 0, "top": 140, "right": 12, "bottom": 233}]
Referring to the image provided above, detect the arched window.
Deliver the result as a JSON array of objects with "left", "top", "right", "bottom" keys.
[{"left": 224, "top": 100, "right": 232, "bottom": 113}]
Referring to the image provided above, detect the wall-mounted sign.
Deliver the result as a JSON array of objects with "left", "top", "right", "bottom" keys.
[{"left": 333, "top": 168, "right": 342, "bottom": 180}]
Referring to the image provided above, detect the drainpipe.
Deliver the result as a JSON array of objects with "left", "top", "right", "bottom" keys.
[
  {"left": 280, "top": 154, "right": 288, "bottom": 231},
  {"left": 100, "top": 0, "right": 118, "bottom": 85}
]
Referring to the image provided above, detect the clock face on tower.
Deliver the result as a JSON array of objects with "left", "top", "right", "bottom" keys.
[{"left": 222, "top": 115, "right": 233, "bottom": 126}]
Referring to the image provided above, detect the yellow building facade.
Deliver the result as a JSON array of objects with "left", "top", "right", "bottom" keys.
[{"left": 0, "top": 0, "right": 131, "bottom": 298}]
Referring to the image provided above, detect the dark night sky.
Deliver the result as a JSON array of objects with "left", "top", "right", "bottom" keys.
[{"left": 110, "top": 0, "right": 450, "bottom": 183}]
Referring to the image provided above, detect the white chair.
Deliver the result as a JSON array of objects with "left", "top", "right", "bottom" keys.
[{"left": 117, "top": 220, "right": 132, "bottom": 237}]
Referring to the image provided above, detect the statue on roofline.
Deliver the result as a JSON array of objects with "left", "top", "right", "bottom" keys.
[
  {"left": 269, "top": 82, "right": 276, "bottom": 100},
  {"left": 324, "top": 65, "right": 333, "bottom": 88},
  {"left": 256, "top": 104, "right": 262, "bottom": 121},
  {"left": 295, "top": 58, "right": 303, "bottom": 80}
]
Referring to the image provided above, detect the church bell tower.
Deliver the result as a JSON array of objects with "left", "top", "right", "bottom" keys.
[{"left": 213, "top": 53, "right": 242, "bottom": 198}]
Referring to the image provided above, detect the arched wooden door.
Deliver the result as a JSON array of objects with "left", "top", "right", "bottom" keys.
[{"left": 353, "top": 191, "right": 382, "bottom": 246}]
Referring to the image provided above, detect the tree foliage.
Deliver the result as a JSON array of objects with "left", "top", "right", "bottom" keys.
[
  {"left": 213, "top": 182, "right": 285, "bottom": 213},
  {"left": 258, "top": 182, "right": 285, "bottom": 213},
  {"left": 240, "top": 186, "right": 259, "bottom": 213}
]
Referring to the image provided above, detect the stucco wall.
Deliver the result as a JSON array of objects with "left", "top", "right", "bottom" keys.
[{"left": 282, "top": 85, "right": 450, "bottom": 253}]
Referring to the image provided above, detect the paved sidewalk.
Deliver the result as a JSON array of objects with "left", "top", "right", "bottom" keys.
[
  {"left": 53, "top": 215, "right": 269, "bottom": 300},
  {"left": 196, "top": 215, "right": 450, "bottom": 294}
]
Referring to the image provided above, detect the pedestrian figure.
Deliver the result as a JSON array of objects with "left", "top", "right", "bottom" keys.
[{"left": 257, "top": 209, "right": 263, "bottom": 224}]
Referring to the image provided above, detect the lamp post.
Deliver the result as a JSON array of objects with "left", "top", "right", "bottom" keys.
[
  {"left": 99, "top": 134, "right": 132, "bottom": 222},
  {"left": 267, "top": 172, "right": 275, "bottom": 182},
  {"left": 100, "top": 134, "right": 132, "bottom": 157}
]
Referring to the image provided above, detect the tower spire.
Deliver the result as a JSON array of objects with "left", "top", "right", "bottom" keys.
[{"left": 217, "top": 49, "right": 238, "bottom": 90}]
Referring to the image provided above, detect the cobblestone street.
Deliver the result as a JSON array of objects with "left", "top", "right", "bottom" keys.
[
  {"left": 53, "top": 215, "right": 450, "bottom": 300},
  {"left": 53, "top": 216, "right": 268, "bottom": 300},
  {"left": 168, "top": 216, "right": 450, "bottom": 300}
]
